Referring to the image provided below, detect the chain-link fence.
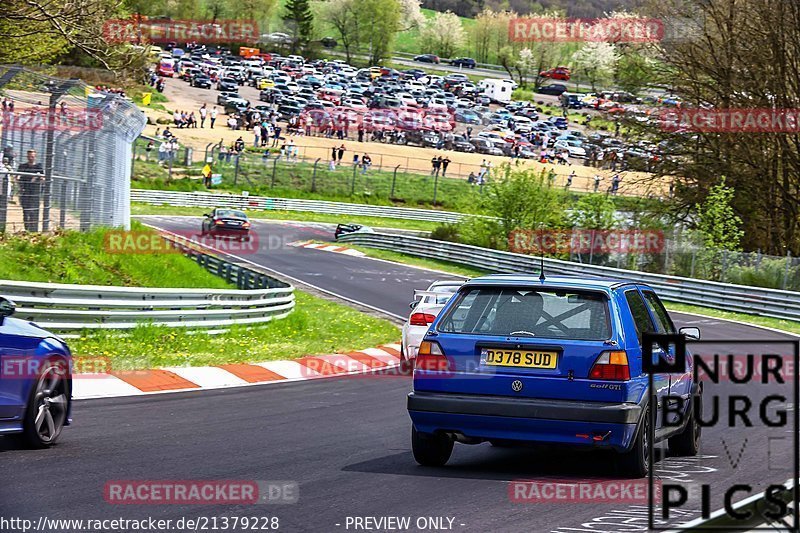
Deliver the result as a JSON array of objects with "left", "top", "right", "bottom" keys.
[
  {"left": 0, "top": 65, "right": 147, "bottom": 232},
  {"left": 567, "top": 238, "right": 800, "bottom": 291}
]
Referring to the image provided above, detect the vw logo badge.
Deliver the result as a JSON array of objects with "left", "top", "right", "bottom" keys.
[{"left": 511, "top": 380, "right": 523, "bottom": 392}]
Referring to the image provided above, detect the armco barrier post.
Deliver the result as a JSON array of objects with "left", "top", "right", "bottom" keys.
[
  {"left": 391, "top": 165, "right": 400, "bottom": 198},
  {"left": 271, "top": 158, "right": 278, "bottom": 188},
  {"left": 233, "top": 154, "right": 240, "bottom": 185},
  {"left": 311, "top": 158, "right": 321, "bottom": 192},
  {"left": 784, "top": 250, "right": 792, "bottom": 290},
  {"left": 351, "top": 164, "right": 357, "bottom": 195}
]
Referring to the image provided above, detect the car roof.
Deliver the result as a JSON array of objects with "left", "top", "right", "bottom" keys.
[{"left": 463, "top": 274, "right": 640, "bottom": 292}]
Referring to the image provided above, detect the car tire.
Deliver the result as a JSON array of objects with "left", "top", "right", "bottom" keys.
[
  {"left": 668, "top": 395, "right": 701, "bottom": 457},
  {"left": 21, "top": 358, "right": 69, "bottom": 448},
  {"left": 617, "top": 405, "right": 650, "bottom": 478},
  {"left": 412, "top": 426, "right": 453, "bottom": 467}
]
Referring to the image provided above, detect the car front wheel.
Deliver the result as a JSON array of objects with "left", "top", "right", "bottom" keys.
[
  {"left": 412, "top": 426, "right": 453, "bottom": 467},
  {"left": 22, "top": 358, "right": 69, "bottom": 448}
]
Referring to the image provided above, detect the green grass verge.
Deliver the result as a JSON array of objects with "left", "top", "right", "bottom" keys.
[
  {"left": 0, "top": 224, "right": 230, "bottom": 288},
  {"left": 132, "top": 156, "right": 487, "bottom": 213},
  {"left": 131, "top": 203, "right": 439, "bottom": 232},
  {"left": 131, "top": 156, "right": 660, "bottom": 215},
  {"left": 72, "top": 290, "right": 400, "bottom": 370},
  {"left": 342, "top": 245, "right": 800, "bottom": 334}
]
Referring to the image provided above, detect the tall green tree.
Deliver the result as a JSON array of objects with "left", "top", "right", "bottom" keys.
[
  {"left": 356, "top": 0, "right": 401, "bottom": 64},
  {"left": 283, "top": 0, "right": 314, "bottom": 55}
]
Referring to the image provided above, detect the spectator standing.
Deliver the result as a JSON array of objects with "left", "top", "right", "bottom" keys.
[
  {"left": 199, "top": 104, "right": 207, "bottom": 128},
  {"left": 272, "top": 126, "right": 281, "bottom": 147},
  {"left": 210, "top": 106, "right": 218, "bottom": 129},
  {"left": 0, "top": 157, "right": 11, "bottom": 203},
  {"left": 610, "top": 173, "right": 621, "bottom": 194},
  {"left": 2, "top": 144, "right": 14, "bottom": 167},
  {"left": 361, "top": 154, "right": 371, "bottom": 174},
  {"left": 17, "top": 149, "right": 44, "bottom": 232},
  {"left": 253, "top": 124, "right": 260, "bottom": 147},
  {"left": 593, "top": 174, "right": 602, "bottom": 192},
  {"left": 441, "top": 156, "right": 451, "bottom": 177},
  {"left": 431, "top": 156, "right": 441, "bottom": 177},
  {"left": 337, "top": 144, "right": 345, "bottom": 164},
  {"left": 566, "top": 170, "right": 575, "bottom": 189},
  {"left": 158, "top": 141, "right": 168, "bottom": 163},
  {"left": 145, "top": 140, "right": 154, "bottom": 161}
]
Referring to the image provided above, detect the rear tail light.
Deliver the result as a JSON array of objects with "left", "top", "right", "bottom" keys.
[
  {"left": 215, "top": 220, "right": 225, "bottom": 225},
  {"left": 589, "top": 350, "right": 630, "bottom": 380},
  {"left": 409, "top": 312, "right": 436, "bottom": 326},
  {"left": 416, "top": 341, "right": 451, "bottom": 372}
]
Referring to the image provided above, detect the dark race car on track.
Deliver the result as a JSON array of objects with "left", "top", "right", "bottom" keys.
[
  {"left": 334, "top": 223, "right": 373, "bottom": 239},
  {"left": 201, "top": 208, "right": 252, "bottom": 241},
  {"left": 407, "top": 275, "right": 702, "bottom": 477},
  {"left": 0, "top": 297, "right": 73, "bottom": 447}
]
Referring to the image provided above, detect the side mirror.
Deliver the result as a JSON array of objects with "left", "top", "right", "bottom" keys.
[
  {"left": 204, "top": 213, "right": 212, "bottom": 218},
  {"left": 0, "top": 297, "right": 16, "bottom": 325},
  {"left": 680, "top": 327, "right": 701, "bottom": 340},
  {"left": 409, "top": 301, "right": 419, "bottom": 309}
]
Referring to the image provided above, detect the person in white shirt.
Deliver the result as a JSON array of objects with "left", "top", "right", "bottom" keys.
[
  {"left": 199, "top": 104, "right": 208, "bottom": 128},
  {"left": 210, "top": 106, "right": 218, "bottom": 129}
]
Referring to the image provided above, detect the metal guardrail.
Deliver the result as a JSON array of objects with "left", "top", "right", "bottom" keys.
[
  {"left": 337, "top": 232, "right": 800, "bottom": 322},
  {"left": 1, "top": 234, "right": 295, "bottom": 332},
  {"left": 131, "top": 189, "right": 468, "bottom": 223}
]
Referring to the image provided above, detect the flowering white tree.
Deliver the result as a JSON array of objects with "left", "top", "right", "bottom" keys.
[
  {"left": 571, "top": 42, "right": 619, "bottom": 91},
  {"left": 418, "top": 11, "right": 466, "bottom": 59},
  {"left": 397, "top": 0, "right": 424, "bottom": 31}
]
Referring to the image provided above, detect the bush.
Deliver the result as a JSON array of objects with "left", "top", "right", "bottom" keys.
[
  {"left": 430, "top": 223, "right": 460, "bottom": 242},
  {"left": 457, "top": 217, "right": 507, "bottom": 250},
  {"left": 727, "top": 257, "right": 800, "bottom": 290}
]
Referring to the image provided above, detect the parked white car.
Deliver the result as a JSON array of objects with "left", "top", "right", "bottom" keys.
[
  {"left": 554, "top": 140, "right": 587, "bottom": 158},
  {"left": 400, "top": 280, "right": 465, "bottom": 360}
]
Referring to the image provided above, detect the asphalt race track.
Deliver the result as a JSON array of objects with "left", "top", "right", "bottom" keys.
[{"left": 2, "top": 217, "right": 796, "bottom": 533}]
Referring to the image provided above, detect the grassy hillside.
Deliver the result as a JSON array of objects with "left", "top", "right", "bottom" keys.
[{"left": 0, "top": 223, "right": 231, "bottom": 288}]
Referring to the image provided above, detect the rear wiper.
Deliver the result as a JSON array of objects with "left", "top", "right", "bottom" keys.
[{"left": 509, "top": 330, "right": 536, "bottom": 337}]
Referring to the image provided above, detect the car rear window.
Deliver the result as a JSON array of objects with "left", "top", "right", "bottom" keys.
[
  {"left": 217, "top": 209, "right": 247, "bottom": 219},
  {"left": 437, "top": 287, "right": 611, "bottom": 340}
]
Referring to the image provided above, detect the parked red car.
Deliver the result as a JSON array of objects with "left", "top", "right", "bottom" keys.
[{"left": 539, "top": 66, "right": 571, "bottom": 81}]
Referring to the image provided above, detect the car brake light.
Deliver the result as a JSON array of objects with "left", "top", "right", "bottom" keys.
[
  {"left": 589, "top": 350, "right": 630, "bottom": 380},
  {"left": 215, "top": 220, "right": 225, "bottom": 225},
  {"left": 242, "top": 222, "right": 251, "bottom": 228},
  {"left": 409, "top": 312, "right": 436, "bottom": 326},
  {"left": 416, "top": 341, "right": 451, "bottom": 372}
]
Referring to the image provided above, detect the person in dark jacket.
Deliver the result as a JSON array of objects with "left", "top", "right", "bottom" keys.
[{"left": 17, "top": 149, "right": 44, "bottom": 231}]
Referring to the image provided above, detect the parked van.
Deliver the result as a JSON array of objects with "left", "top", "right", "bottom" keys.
[{"left": 478, "top": 79, "right": 515, "bottom": 104}]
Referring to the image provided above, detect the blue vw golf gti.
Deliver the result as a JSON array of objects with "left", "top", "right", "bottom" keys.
[
  {"left": 407, "top": 275, "right": 701, "bottom": 477},
  {"left": 0, "top": 297, "right": 73, "bottom": 447}
]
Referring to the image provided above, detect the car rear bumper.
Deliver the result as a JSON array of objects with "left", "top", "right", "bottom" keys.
[{"left": 408, "top": 391, "right": 644, "bottom": 451}]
